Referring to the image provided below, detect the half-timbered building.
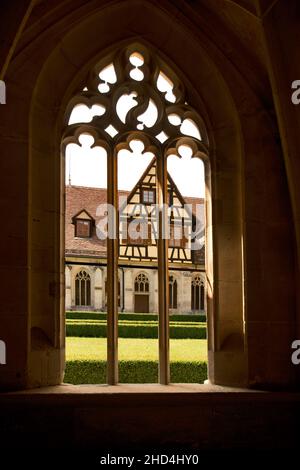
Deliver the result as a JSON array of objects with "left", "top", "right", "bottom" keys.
[{"left": 65, "top": 159, "right": 205, "bottom": 314}]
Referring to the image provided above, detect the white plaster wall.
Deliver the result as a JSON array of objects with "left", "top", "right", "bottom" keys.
[
  {"left": 181, "top": 271, "right": 193, "bottom": 313},
  {"left": 67, "top": 264, "right": 205, "bottom": 314}
]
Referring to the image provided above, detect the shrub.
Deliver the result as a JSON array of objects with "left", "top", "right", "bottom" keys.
[
  {"left": 66, "top": 320, "right": 207, "bottom": 339},
  {"left": 66, "top": 311, "right": 206, "bottom": 323},
  {"left": 64, "top": 360, "right": 207, "bottom": 384}
]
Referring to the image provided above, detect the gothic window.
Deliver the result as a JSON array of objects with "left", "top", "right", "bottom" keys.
[
  {"left": 169, "top": 275, "right": 177, "bottom": 309},
  {"left": 75, "top": 270, "right": 91, "bottom": 306},
  {"left": 64, "top": 43, "right": 208, "bottom": 384},
  {"left": 134, "top": 273, "right": 150, "bottom": 293},
  {"left": 134, "top": 273, "right": 150, "bottom": 314},
  {"left": 191, "top": 275, "right": 205, "bottom": 311}
]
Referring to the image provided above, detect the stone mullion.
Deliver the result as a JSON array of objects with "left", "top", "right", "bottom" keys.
[
  {"left": 156, "top": 150, "right": 170, "bottom": 385},
  {"left": 107, "top": 145, "right": 119, "bottom": 385}
]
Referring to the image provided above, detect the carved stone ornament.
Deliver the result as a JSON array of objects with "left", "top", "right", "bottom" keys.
[{"left": 62, "top": 43, "right": 209, "bottom": 160}]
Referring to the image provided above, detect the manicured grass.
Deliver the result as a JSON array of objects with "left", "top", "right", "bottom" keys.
[
  {"left": 66, "top": 337, "right": 207, "bottom": 361},
  {"left": 65, "top": 337, "right": 208, "bottom": 384}
]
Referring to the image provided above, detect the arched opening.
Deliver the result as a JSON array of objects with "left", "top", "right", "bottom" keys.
[
  {"left": 75, "top": 270, "right": 91, "bottom": 307},
  {"left": 191, "top": 275, "right": 205, "bottom": 312},
  {"left": 22, "top": 1, "right": 254, "bottom": 390},
  {"left": 134, "top": 273, "right": 150, "bottom": 313},
  {"left": 1, "top": 2, "right": 299, "bottom": 455},
  {"left": 62, "top": 42, "right": 209, "bottom": 385}
]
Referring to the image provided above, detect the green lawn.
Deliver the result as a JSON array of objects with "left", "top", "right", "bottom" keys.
[
  {"left": 65, "top": 337, "right": 208, "bottom": 384},
  {"left": 66, "top": 337, "right": 207, "bottom": 361}
]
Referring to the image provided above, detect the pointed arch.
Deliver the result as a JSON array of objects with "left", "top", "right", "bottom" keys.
[
  {"left": 191, "top": 274, "right": 205, "bottom": 312},
  {"left": 75, "top": 269, "right": 91, "bottom": 307},
  {"left": 24, "top": 0, "right": 251, "bottom": 388},
  {"left": 134, "top": 272, "right": 150, "bottom": 313}
]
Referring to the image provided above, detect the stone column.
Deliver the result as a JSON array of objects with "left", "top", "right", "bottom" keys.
[
  {"left": 175, "top": 272, "right": 183, "bottom": 314},
  {"left": 94, "top": 267, "right": 103, "bottom": 311},
  {"left": 65, "top": 265, "right": 72, "bottom": 310},
  {"left": 152, "top": 269, "right": 158, "bottom": 314},
  {"left": 181, "top": 272, "right": 192, "bottom": 314},
  {"left": 201, "top": 274, "right": 207, "bottom": 315},
  {"left": 243, "top": 0, "right": 300, "bottom": 389},
  {"left": 102, "top": 266, "right": 107, "bottom": 310},
  {"left": 124, "top": 268, "right": 134, "bottom": 312}
]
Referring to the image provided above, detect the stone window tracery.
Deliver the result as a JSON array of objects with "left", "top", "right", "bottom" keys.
[
  {"left": 63, "top": 43, "right": 209, "bottom": 384},
  {"left": 75, "top": 270, "right": 91, "bottom": 306},
  {"left": 191, "top": 275, "right": 205, "bottom": 311}
]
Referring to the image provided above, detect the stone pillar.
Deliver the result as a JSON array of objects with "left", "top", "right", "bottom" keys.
[
  {"left": 101, "top": 267, "right": 107, "bottom": 310},
  {"left": 201, "top": 274, "right": 207, "bottom": 315},
  {"left": 243, "top": 0, "right": 300, "bottom": 389},
  {"left": 94, "top": 267, "right": 103, "bottom": 311},
  {"left": 65, "top": 265, "right": 72, "bottom": 310},
  {"left": 175, "top": 272, "right": 186, "bottom": 314},
  {"left": 181, "top": 272, "right": 192, "bottom": 314},
  {"left": 152, "top": 269, "right": 158, "bottom": 314},
  {"left": 124, "top": 268, "right": 134, "bottom": 312},
  {"left": 71, "top": 268, "right": 78, "bottom": 308}
]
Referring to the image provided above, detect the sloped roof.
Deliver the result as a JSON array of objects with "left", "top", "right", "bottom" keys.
[
  {"left": 65, "top": 184, "right": 204, "bottom": 256},
  {"left": 65, "top": 185, "right": 128, "bottom": 256}
]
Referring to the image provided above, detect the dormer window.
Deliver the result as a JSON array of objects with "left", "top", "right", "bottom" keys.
[
  {"left": 75, "top": 219, "right": 91, "bottom": 238},
  {"left": 72, "top": 209, "right": 94, "bottom": 238},
  {"left": 141, "top": 188, "right": 155, "bottom": 204}
]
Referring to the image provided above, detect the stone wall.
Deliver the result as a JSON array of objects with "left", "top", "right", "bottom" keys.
[{"left": 65, "top": 264, "right": 206, "bottom": 314}]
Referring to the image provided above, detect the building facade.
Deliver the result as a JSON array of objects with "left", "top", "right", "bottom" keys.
[{"left": 65, "top": 159, "right": 206, "bottom": 314}]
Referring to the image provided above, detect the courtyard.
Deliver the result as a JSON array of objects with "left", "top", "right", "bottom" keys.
[{"left": 65, "top": 312, "right": 208, "bottom": 384}]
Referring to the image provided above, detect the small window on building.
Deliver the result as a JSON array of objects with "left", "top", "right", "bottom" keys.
[
  {"left": 75, "top": 219, "right": 92, "bottom": 238},
  {"left": 169, "top": 222, "right": 187, "bottom": 248},
  {"left": 141, "top": 188, "right": 156, "bottom": 204},
  {"left": 126, "top": 216, "right": 151, "bottom": 245},
  {"left": 135, "top": 273, "right": 150, "bottom": 292}
]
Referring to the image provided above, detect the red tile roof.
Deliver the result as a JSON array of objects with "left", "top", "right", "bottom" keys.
[
  {"left": 65, "top": 185, "right": 204, "bottom": 257},
  {"left": 65, "top": 185, "right": 128, "bottom": 256}
]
